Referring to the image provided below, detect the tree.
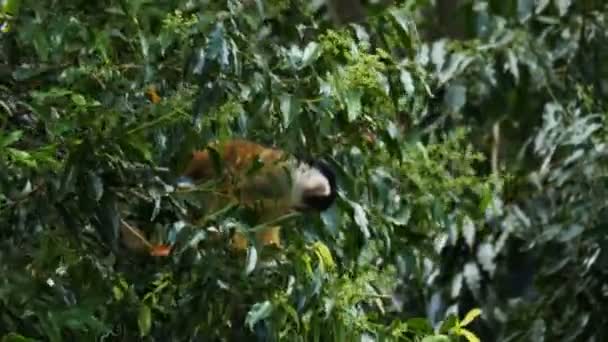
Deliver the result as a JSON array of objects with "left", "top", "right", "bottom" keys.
[
  {"left": 2, "top": 0, "right": 607, "bottom": 341},
  {"left": 0, "top": 0, "right": 483, "bottom": 340}
]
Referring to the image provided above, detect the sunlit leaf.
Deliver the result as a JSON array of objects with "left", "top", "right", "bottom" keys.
[
  {"left": 70, "top": 94, "right": 86, "bottom": 107},
  {"left": 407, "top": 317, "right": 433, "bottom": 333},
  {"left": 1, "top": 333, "right": 37, "bottom": 342},
  {"left": 535, "top": 0, "right": 551, "bottom": 14},
  {"left": 557, "top": 224, "right": 584, "bottom": 242},
  {"left": 0, "top": 130, "right": 23, "bottom": 148},
  {"left": 476, "top": 242, "right": 496, "bottom": 275},
  {"left": 461, "top": 308, "right": 482, "bottom": 326},
  {"left": 421, "top": 335, "right": 450, "bottom": 342},
  {"left": 345, "top": 89, "right": 363, "bottom": 122},
  {"left": 462, "top": 216, "right": 475, "bottom": 248},
  {"left": 554, "top": 0, "right": 572, "bottom": 16},
  {"left": 85, "top": 171, "right": 104, "bottom": 202},
  {"left": 313, "top": 241, "right": 336, "bottom": 272},
  {"left": 207, "top": 23, "right": 230, "bottom": 68},
  {"left": 301, "top": 42, "right": 320, "bottom": 68},
  {"left": 244, "top": 245, "right": 258, "bottom": 276},
  {"left": 400, "top": 69, "right": 415, "bottom": 95},
  {"left": 459, "top": 328, "right": 481, "bottom": 342},
  {"left": 443, "top": 84, "right": 467, "bottom": 112},
  {"left": 352, "top": 202, "right": 370, "bottom": 239},
  {"left": 279, "top": 93, "right": 300, "bottom": 128},
  {"left": 506, "top": 49, "right": 519, "bottom": 82},
  {"left": 389, "top": 7, "right": 411, "bottom": 34},
  {"left": 245, "top": 301, "right": 273, "bottom": 330},
  {"left": 138, "top": 304, "right": 152, "bottom": 337},
  {"left": 463, "top": 262, "right": 481, "bottom": 294},
  {"left": 517, "top": 0, "right": 535, "bottom": 22},
  {"left": 7, "top": 148, "right": 36, "bottom": 168}
]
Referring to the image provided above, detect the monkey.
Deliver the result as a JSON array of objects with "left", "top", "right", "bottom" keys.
[
  {"left": 176, "top": 139, "right": 337, "bottom": 251},
  {"left": 120, "top": 139, "right": 337, "bottom": 256}
]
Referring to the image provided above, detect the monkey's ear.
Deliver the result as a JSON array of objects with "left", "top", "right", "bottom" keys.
[{"left": 293, "top": 151, "right": 312, "bottom": 165}]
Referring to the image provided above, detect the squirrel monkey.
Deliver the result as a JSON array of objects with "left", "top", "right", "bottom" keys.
[
  {"left": 176, "top": 139, "right": 337, "bottom": 251},
  {"left": 121, "top": 139, "right": 337, "bottom": 255}
]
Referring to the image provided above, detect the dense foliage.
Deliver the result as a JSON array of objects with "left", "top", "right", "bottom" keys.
[{"left": 1, "top": 0, "right": 606, "bottom": 341}]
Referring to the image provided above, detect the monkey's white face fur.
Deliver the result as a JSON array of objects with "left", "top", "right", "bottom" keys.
[{"left": 290, "top": 162, "right": 332, "bottom": 207}]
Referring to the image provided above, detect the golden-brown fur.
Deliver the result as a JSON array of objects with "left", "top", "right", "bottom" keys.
[{"left": 120, "top": 139, "right": 333, "bottom": 256}]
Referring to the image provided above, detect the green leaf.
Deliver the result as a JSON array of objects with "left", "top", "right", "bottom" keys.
[
  {"left": 0, "top": 130, "right": 23, "bottom": 148},
  {"left": 462, "top": 216, "right": 475, "bottom": 248},
  {"left": 438, "top": 53, "right": 473, "bottom": 84},
  {"left": 557, "top": 224, "right": 584, "bottom": 242},
  {"left": 55, "top": 307, "right": 108, "bottom": 334},
  {"left": 279, "top": 93, "right": 300, "bottom": 128},
  {"left": 460, "top": 308, "right": 482, "bottom": 326},
  {"left": 313, "top": 241, "right": 336, "bottom": 272},
  {"left": 517, "top": 0, "right": 534, "bottom": 22},
  {"left": 464, "top": 262, "right": 481, "bottom": 294},
  {"left": 400, "top": 69, "right": 415, "bottom": 95},
  {"left": 345, "top": 89, "right": 362, "bottom": 122},
  {"left": 321, "top": 204, "right": 340, "bottom": 236},
  {"left": 554, "top": 0, "right": 571, "bottom": 16},
  {"left": 352, "top": 202, "right": 370, "bottom": 239},
  {"left": 1, "top": 333, "right": 36, "bottom": 342},
  {"left": 85, "top": 171, "right": 104, "bottom": 202},
  {"left": 138, "top": 304, "right": 152, "bottom": 337},
  {"left": 407, "top": 317, "right": 433, "bottom": 334},
  {"left": 301, "top": 42, "right": 320, "bottom": 68},
  {"left": 127, "top": 135, "right": 153, "bottom": 162},
  {"left": 94, "top": 192, "right": 120, "bottom": 249},
  {"left": 112, "top": 285, "right": 124, "bottom": 301},
  {"left": 253, "top": 0, "right": 265, "bottom": 18},
  {"left": 443, "top": 84, "right": 466, "bottom": 113},
  {"left": 389, "top": 7, "right": 411, "bottom": 34},
  {"left": 535, "top": 0, "right": 551, "bottom": 14},
  {"left": 245, "top": 301, "right": 273, "bottom": 330},
  {"left": 2, "top": 0, "right": 21, "bottom": 14},
  {"left": 386, "top": 121, "right": 400, "bottom": 140},
  {"left": 421, "top": 335, "right": 450, "bottom": 342},
  {"left": 70, "top": 94, "right": 87, "bottom": 107},
  {"left": 438, "top": 314, "right": 458, "bottom": 333},
  {"left": 386, "top": 206, "right": 410, "bottom": 226},
  {"left": 7, "top": 148, "right": 37, "bottom": 168},
  {"left": 459, "top": 328, "right": 481, "bottom": 342},
  {"left": 506, "top": 49, "right": 519, "bottom": 82},
  {"left": 244, "top": 245, "right": 258, "bottom": 276},
  {"left": 207, "top": 23, "right": 230, "bottom": 68},
  {"left": 530, "top": 319, "right": 546, "bottom": 340}
]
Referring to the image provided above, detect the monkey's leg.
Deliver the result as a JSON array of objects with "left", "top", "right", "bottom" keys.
[
  {"left": 230, "top": 226, "right": 282, "bottom": 252},
  {"left": 256, "top": 225, "right": 281, "bottom": 248}
]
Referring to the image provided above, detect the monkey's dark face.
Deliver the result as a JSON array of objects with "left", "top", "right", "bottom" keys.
[{"left": 291, "top": 159, "right": 337, "bottom": 212}]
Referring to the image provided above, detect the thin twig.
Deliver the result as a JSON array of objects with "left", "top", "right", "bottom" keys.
[
  {"left": 120, "top": 218, "right": 153, "bottom": 249},
  {"left": 492, "top": 121, "right": 500, "bottom": 176},
  {"left": 250, "top": 212, "right": 301, "bottom": 232}
]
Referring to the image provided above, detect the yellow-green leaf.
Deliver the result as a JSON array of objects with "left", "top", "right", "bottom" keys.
[
  {"left": 459, "top": 328, "right": 480, "bottom": 342},
  {"left": 138, "top": 304, "right": 152, "bottom": 337},
  {"left": 460, "top": 308, "right": 482, "bottom": 327},
  {"left": 112, "top": 286, "right": 124, "bottom": 301},
  {"left": 313, "top": 241, "right": 336, "bottom": 272}
]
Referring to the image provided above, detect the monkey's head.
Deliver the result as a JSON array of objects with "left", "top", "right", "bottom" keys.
[{"left": 290, "top": 159, "right": 337, "bottom": 212}]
